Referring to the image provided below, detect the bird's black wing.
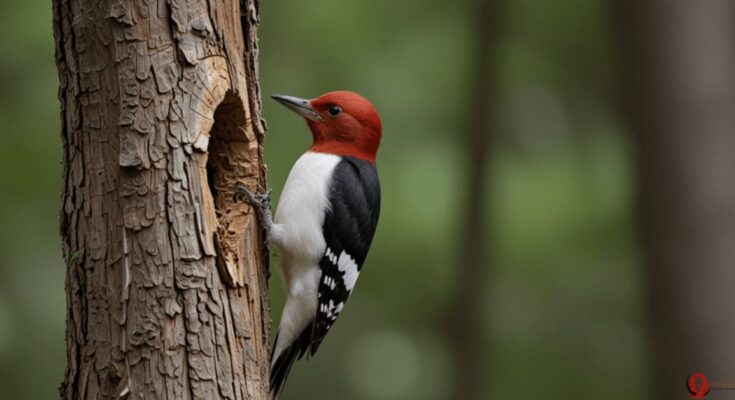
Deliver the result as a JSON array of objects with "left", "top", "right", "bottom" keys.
[{"left": 310, "top": 157, "right": 380, "bottom": 355}]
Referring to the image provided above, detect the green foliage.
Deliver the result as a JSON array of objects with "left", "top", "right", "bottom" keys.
[{"left": 0, "top": 0, "right": 646, "bottom": 399}]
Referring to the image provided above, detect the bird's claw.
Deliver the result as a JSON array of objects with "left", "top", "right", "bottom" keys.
[
  {"left": 234, "top": 183, "right": 271, "bottom": 210},
  {"left": 253, "top": 191, "right": 272, "bottom": 205},
  {"left": 235, "top": 183, "right": 274, "bottom": 248}
]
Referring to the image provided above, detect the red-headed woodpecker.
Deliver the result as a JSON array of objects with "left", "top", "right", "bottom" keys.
[{"left": 237, "top": 91, "right": 382, "bottom": 396}]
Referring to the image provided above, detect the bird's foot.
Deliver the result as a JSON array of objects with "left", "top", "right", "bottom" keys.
[
  {"left": 235, "top": 184, "right": 271, "bottom": 208},
  {"left": 234, "top": 183, "right": 274, "bottom": 241}
]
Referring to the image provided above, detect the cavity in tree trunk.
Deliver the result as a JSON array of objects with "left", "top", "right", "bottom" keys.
[
  {"left": 616, "top": 1, "right": 735, "bottom": 399},
  {"left": 53, "top": 0, "right": 271, "bottom": 398}
]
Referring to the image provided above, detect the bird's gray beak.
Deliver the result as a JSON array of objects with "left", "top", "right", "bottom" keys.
[{"left": 271, "top": 94, "right": 322, "bottom": 122}]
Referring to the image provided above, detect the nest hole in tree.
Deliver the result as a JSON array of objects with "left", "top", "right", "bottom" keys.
[{"left": 202, "top": 91, "right": 260, "bottom": 288}]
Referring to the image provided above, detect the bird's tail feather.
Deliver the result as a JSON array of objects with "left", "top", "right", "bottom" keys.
[{"left": 270, "top": 320, "right": 315, "bottom": 397}]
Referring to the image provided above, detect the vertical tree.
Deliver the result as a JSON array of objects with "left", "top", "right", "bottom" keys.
[
  {"left": 53, "top": 0, "right": 271, "bottom": 399},
  {"left": 446, "top": 0, "right": 500, "bottom": 399},
  {"left": 616, "top": 1, "right": 735, "bottom": 399}
]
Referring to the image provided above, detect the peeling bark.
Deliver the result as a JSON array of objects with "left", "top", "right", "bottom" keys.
[{"left": 53, "top": 0, "right": 271, "bottom": 399}]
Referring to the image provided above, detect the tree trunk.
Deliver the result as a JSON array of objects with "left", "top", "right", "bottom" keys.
[
  {"left": 53, "top": 0, "right": 271, "bottom": 399},
  {"left": 616, "top": 1, "right": 735, "bottom": 399},
  {"left": 446, "top": 1, "right": 500, "bottom": 399}
]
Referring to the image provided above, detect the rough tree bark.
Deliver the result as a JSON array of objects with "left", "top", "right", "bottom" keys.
[
  {"left": 616, "top": 1, "right": 735, "bottom": 399},
  {"left": 53, "top": 0, "right": 271, "bottom": 399},
  {"left": 445, "top": 0, "right": 500, "bottom": 399}
]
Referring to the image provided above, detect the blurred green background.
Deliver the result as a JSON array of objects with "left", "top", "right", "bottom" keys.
[{"left": 0, "top": 1, "right": 651, "bottom": 399}]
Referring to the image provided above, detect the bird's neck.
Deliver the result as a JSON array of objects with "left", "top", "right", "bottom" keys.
[{"left": 309, "top": 141, "right": 376, "bottom": 163}]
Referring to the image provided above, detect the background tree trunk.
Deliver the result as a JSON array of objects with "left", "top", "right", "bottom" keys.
[
  {"left": 445, "top": 0, "right": 500, "bottom": 399},
  {"left": 616, "top": 1, "right": 735, "bottom": 399},
  {"left": 53, "top": 0, "right": 271, "bottom": 399}
]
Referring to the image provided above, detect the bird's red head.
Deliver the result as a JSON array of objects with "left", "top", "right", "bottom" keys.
[{"left": 272, "top": 91, "right": 382, "bottom": 163}]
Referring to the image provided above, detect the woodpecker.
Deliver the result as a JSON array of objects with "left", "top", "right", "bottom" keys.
[{"left": 237, "top": 91, "right": 381, "bottom": 396}]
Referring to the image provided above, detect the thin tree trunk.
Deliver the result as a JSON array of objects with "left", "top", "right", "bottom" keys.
[
  {"left": 53, "top": 0, "right": 271, "bottom": 399},
  {"left": 446, "top": 1, "right": 500, "bottom": 399},
  {"left": 616, "top": 2, "right": 735, "bottom": 399}
]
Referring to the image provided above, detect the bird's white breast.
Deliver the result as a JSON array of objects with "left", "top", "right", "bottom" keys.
[{"left": 274, "top": 151, "right": 340, "bottom": 263}]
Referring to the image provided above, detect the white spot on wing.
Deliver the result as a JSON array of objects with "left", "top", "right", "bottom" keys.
[
  {"left": 324, "top": 299, "right": 346, "bottom": 319},
  {"left": 337, "top": 251, "right": 360, "bottom": 291},
  {"left": 326, "top": 247, "right": 338, "bottom": 265}
]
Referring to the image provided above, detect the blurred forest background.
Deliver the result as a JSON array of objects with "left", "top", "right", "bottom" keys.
[{"left": 2, "top": 0, "right": 735, "bottom": 399}]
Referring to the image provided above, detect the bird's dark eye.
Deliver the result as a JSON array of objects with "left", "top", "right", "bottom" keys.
[{"left": 327, "top": 105, "right": 342, "bottom": 117}]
